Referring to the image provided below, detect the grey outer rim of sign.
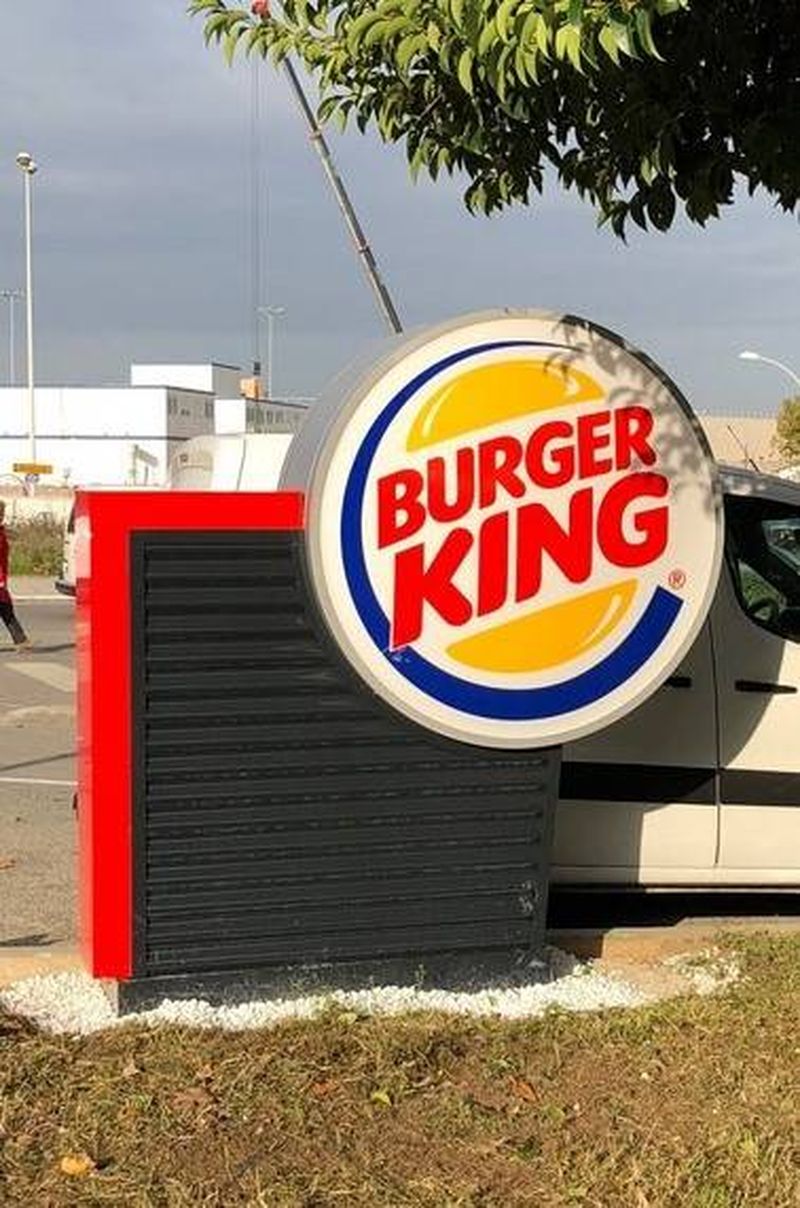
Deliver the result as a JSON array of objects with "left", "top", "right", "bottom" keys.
[{"left": 282, "top": 308, "right": 725, "bottom": 750}]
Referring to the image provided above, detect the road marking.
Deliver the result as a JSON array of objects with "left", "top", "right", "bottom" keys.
[
  {"left": 0, "top": 776, "right": 75, "bottom": 787},
  {"left": 0, "top": 705, "right": 74, "bottom": 726},
  {"left": 13, "top": 596, "right": 70, "bottom": 603},
  {"left": 5, "top": 662, "right": 74, "bottom": 693}
]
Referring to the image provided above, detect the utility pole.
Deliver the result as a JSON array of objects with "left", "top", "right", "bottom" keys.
[{"left": 16, "top": 152, "right": 38, "bottom": 464}]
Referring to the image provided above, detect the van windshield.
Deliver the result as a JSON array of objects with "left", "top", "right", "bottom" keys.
[{"left": 725, "top": 495, "right": 800, "bottom": 641}]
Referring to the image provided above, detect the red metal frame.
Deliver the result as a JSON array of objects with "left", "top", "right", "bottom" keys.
[{"left": 76, "top": 490, "right": 305, "bottom": 978}]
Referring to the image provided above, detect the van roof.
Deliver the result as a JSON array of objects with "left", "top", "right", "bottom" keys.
[{"left": 719, "top": 463, "right": 800, "bottom": 504}]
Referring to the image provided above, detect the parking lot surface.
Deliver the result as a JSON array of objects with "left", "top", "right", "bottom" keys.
[{"left": 0, "top": 587, "right": 76, "bottom": 947}]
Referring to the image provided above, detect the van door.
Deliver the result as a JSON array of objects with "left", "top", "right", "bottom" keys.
[
  {"left": 554, "top": 622, "right": 718, "bottom": 885},
  {"left": 714, "top": 490, "right": 800, "bottom": 881}
]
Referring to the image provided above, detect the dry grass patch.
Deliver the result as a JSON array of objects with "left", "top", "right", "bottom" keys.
[
  {"left": 0, "top": 934, "right": 798, "bottom": 1206},
  {"left": 7, "top": 515, "right": 63, "bottom": 577}
]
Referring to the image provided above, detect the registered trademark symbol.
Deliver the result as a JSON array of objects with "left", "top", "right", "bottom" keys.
[{"left": 669, "top": 569, "right": 687, "bottom": 590}]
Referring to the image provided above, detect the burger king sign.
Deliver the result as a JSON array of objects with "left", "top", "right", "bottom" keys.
[{"left": 286, "top": 311, "right": 723, "bottom": 749}]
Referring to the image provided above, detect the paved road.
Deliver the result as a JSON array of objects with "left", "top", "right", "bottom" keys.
[{"left": 0, "top": 588, "right": 76, "bottom": 947}]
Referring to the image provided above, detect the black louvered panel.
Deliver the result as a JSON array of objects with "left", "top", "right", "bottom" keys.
[{"left": 132, "top": 531, "right": 557, "bottom": 979}]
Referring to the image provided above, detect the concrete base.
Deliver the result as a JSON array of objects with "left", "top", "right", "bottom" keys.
[{"left": 0, "top": 944, "right": 81, "bottom": 988}]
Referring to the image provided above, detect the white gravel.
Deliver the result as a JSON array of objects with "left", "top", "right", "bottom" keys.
[
  {"left": 0, "top": 949, "right": 646, "bottom": 1035},
  {"left": 662, "top": 947, "right": 741, "bottom": 996}
]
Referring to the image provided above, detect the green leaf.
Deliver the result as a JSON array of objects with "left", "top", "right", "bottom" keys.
[
  {"left": 646, "top": 182, "right": 676, "bottom": 230},
  {"left": 608, "top": 19, "right": 633, "bottom": 59},
  {"left": 477, "top": 18, "right": 498, "bottom": 57},
  {"left": 635, "top": 9, "right": 663, "bottom": 60},
  {"left": 533, "top": 14, "right": 551, "bottom": 57},
  {"left": 450, "top": 0, "right": 466, "bottom": 32},
  {"left": 491, "top": 42, "right": 513, "bottom": 102},
  {"left": 362, "top": 19, "right": 389, "bottom": 49},
  {"left": 496, "top": 0, "right": 518, "bottom": 42},
  {"left": 640, "top": 155, "right": 656, "bottom": 186},
  {"left": 223, "top": 25, "right": 246, "bottom": 64},
  {"left": 396, "top": 33, "right": 427, "bottom": 74},
  {"left": 515, "top": 42, "right": 539, "bottom": 85},
  {"left": 567, "top": 0, "right": 583, "bottom": 26},
  {"left": 555, "top": 25, "right": 582, "bottom": 71},
  {"left": 426, "top": 20, "right": 443, "bottom": 52},
  {"left": 466, "top": 179, "right": 487, "bottom": 213},
  {"left": 597, "top": 24, "right": 620, "bottom": 66},
  {"left": 457, "top": 46, "right": 474, "bottom": 94},
  {"left": 346, "top": 11, "right": 383, "bottom": 53},
  {"left": 630, "top": 192, "right": 648, "bottom": 230}
]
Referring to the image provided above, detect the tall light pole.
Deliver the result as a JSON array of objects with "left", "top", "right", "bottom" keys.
[
  {"left": 739, "top": 349, "right": 800, "bottom": 393},
  {"left": 0, "top": 289, "right": 23, "bottom": 385},
  {"left": 258, "top": 305, "right": 286, "bottom": 401},
  {"left": 16, "top": 151, "right": 38, "bottom": 464}
]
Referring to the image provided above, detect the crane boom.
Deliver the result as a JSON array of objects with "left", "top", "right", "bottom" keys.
[{"left": 281, "top": 57, "right": 403, "bottom": 337}]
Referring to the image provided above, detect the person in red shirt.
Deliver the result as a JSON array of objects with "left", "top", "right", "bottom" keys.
[{"left": 0, "top": 502, "right": 30, "bottom": 650}]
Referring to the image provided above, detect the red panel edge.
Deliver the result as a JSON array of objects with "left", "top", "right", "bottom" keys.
[{"left": 76, "top": 491, "right": 305, "bottom": 979}]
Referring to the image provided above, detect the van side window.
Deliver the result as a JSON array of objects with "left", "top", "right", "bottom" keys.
[{"left": 725, "top": 495, "right": 800, "bottom": 641}]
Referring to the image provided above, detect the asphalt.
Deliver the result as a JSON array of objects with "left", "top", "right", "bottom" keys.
[{"left": 0, "top": 583, "right": 76, "bottom": 949}]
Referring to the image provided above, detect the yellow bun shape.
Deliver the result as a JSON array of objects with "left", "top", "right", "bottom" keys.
[
  {"left": 447, "top": 580, "right": 638, "bottom": 673},
  {"left": 406, "top": 359, "right": 604, "bottom": 452}
]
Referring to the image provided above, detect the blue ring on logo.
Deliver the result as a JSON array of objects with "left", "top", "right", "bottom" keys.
[{"left": 339, "top": 340, "right": 683, "bottom": 721}]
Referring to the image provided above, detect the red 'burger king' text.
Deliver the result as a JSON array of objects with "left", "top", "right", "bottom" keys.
[{"left": 375, "top": 405, "right": 668, "bottom": 648}]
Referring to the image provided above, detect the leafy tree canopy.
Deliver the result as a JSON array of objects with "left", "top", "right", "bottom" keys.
[
  {"left": 190, "top": 1, "right": 800, "bottom": 235},
  {"left": 775, "top": 397, "right": 800, "bottom": 466}
]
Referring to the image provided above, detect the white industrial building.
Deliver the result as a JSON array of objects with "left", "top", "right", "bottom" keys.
[
  {"left": 0, "top": 362, "right": 309, "bottom": 488},
  {"left": 7, "top": 357, "right": 775, "bottom": 491}
]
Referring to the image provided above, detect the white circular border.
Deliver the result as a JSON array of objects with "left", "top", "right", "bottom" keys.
[{"left": 304, "top": 311, "right": 724, "bottom": 748}]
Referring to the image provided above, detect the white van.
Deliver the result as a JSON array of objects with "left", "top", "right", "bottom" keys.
[
  {"left": 168, "top": 433, "right": 294, "bottom": 491},
  {"left": 555, "top": 466, "right": 800, "bottom": 888}
]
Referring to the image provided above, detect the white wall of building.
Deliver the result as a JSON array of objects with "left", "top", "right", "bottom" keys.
[
  {"left": 215, "top": 398, "right": 249, "bottom": 436},
  {"left": 0, "top": 385, "right": 214, "bottom": 487}
]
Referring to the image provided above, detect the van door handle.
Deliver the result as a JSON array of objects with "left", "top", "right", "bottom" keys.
[
  {"left": 734, "top": 679, "right": 798, "bottom": 695},
  {"left": 666, "top": 675, "right": 692, "bottom": 689}
]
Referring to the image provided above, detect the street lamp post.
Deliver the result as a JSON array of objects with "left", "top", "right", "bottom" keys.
[
  {"left": 0, "top": 289, "right": 23, "bottom": 386},
  {"left": 739, "top": 349, "right": 800, "bottom": 393},
  {"left": 258, "top": 305, "right": 286, "bottom": 401},
  {"left": 16, "top": 151, "right": 38, "bottom": 464}
]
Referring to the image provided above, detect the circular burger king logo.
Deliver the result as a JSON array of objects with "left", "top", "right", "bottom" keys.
[{"left": 300, "top": 312, "right": 723, "bottom": 748}]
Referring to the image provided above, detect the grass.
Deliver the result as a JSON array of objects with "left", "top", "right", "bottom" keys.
[
  {"left": 0, "top": 935, "right": 798, "bottom": 1206},
  {"left": 7, "top": 516, "right": 63, "bottom": 577}
]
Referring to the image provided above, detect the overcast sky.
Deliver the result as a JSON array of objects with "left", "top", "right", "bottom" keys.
[{"left": 1, "top": 1, "right": 798, "bottom": 412}]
